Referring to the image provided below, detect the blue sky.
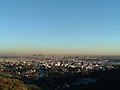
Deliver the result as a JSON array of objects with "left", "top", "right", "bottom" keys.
[{"left": 0, "top": 0, "right": 120, "bottom": 55}]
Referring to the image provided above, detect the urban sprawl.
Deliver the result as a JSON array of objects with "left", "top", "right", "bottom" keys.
[
  {"left": 1, "top": 54, "right": 120, "bottom": 89},
  {"left": 0, "top": 55, "right": 120, "bottom": 80}
]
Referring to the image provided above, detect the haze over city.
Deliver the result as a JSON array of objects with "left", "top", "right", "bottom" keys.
[
  {"left": 0, "top": 0, "right": 120, "bottom": 55},
  {"left": 1, "top": 1, "right": 120, "bottom": 90}
]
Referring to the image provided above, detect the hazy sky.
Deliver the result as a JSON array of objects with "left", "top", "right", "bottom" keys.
[{"left": 0, "top": 0, "right": 120, "bottom": 55}]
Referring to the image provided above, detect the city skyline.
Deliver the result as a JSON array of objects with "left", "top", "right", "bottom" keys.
[{"left": 0, "top": 0, "right": 120, "bottom": 55}]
